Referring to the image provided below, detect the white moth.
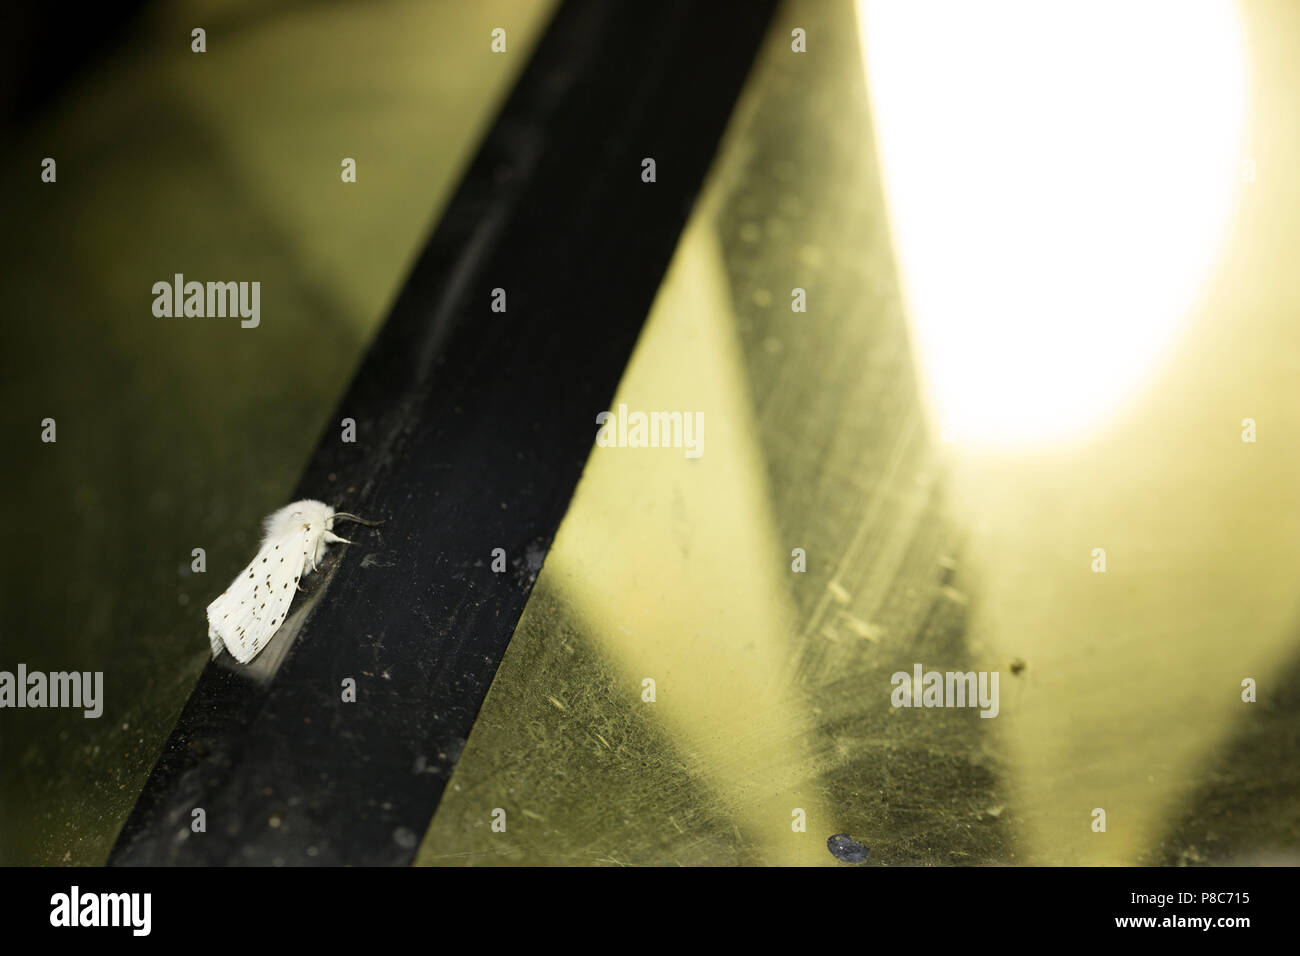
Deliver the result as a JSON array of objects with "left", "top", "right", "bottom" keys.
[{"left": 206, "top": 499, "right": 377, "bottom": 664}]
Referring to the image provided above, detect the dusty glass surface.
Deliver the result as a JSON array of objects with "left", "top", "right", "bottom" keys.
[
  {"left": 419, "top": 0, "right": 1300, "bottom": 865},
  {"left": 0, "top": 0, "right": 557, "bottom": 865}
]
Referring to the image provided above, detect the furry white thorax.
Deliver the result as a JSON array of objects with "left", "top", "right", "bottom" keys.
[{"left": 260, "top": 499, "right": 348, "bottom": 561}]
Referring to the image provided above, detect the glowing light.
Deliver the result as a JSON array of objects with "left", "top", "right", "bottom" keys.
[{"left": 857, "top": 0, "right": 1247, "bottom": 445}]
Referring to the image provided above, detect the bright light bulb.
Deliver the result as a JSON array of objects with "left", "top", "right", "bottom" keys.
[{"left": 858, "top": 0, "right": 1248, "bottom": 445}]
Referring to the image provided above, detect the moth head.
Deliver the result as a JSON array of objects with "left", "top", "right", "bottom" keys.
[{"left": 260, "top": 499, "right": 335, "bottom": 545}]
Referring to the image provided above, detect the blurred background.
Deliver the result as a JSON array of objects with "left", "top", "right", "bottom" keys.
[{"left": 3, "top": 0, "right": 1299, "bottom": 865}]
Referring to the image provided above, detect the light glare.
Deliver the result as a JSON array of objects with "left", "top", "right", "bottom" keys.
[{"left": 858, "top": 0, "right": 1248, "bottom": 445}]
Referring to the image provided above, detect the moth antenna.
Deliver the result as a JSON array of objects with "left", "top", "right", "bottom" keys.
[{"left": 331, "top": 512, "right": 384, "bottom": 526}]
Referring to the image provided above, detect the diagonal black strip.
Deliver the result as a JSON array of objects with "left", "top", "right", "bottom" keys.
[{"left": 109, "top": 0, "right": 776, "bottom": 865}]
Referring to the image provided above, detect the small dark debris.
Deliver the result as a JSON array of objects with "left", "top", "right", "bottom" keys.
[
  {"left": 827, "top": 833, "right": 870, "bottom": 863},
  {"left": 1010, "top": 658, "right": 1027, "bottom": 676}
]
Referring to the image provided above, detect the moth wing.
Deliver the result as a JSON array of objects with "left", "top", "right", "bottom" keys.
[{"left": 206, "top": 525, "right": 315, "bottom": 664}]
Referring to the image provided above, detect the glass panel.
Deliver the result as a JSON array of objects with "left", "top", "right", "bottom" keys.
[{"left": 420, "top": 0, "right": 1299, "bottom": 865}]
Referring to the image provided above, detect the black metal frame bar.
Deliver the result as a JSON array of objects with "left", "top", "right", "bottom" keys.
[{"left": 110, "top": 0, "right": 776, "bottom": 865}]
